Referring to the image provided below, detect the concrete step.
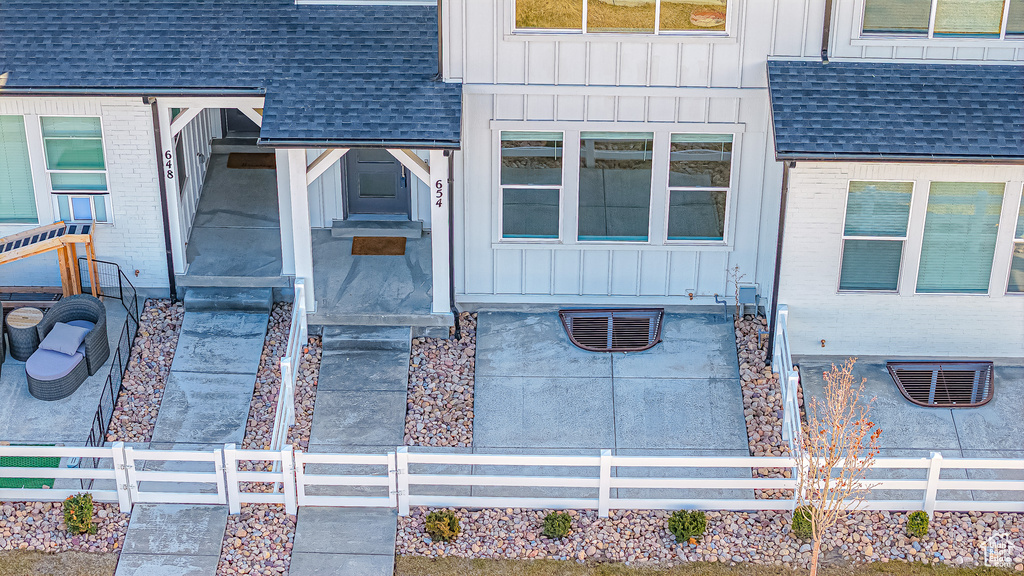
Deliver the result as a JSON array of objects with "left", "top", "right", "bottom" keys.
[
  {"left": 322, "top": 325, "right": 410, "bottom": 352},
  {"left": 210, "top": 138, "right": 262, "bottom": 155},
  {"left": 331, "top": 220, "right": 422, "bottom": 238},
  {"left": 183, "top": 287, "right": 272, "bottom": 313},
  {"left": 175, "top": 274, "right": 291, "bottom": 289}
]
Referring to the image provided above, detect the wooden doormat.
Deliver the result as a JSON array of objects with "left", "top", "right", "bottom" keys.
[
  {"left": 352, "top": 236, "right": 406, "bottom": 256},
  {"left": 226, "top": 153, "right": 276, "bottom": 169}
]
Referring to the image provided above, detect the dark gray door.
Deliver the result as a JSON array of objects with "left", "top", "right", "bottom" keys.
[{"left": 344, "top": 149, "right": 410, "bottom": 217}]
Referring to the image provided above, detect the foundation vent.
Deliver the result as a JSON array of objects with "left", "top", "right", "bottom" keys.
[
  {"left": 559, "top": 309, "right": 664, "bottom": 353},
  {"left": 887, "top": 361, "right": 994, "bottom": 408}
]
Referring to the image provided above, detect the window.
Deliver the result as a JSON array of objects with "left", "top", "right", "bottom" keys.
[
  {"left": 0, "top": 116, "right": 38, "bottom": 224},
  {"left": 917, "top": 182, "right": 1004, "bottom": 294},
  {"left": 578, "top": 132, "right": 653, "bottom": 242},
  {"left": 863, "top": 0, "right": 1024, "bottom": 38},
  {"left": 514, "top": 0, "right": 728, "bottom": 34},
  {"left": 667, "top": 134, "right": 732, "bottom": 241},
  {"left": 500, "top": 132, "right": 562, "bottom": 239},
  {"left": 40, "top": 116, "right": 110, "bottom": 223},
  {"left": 839, "top": 181, "right": 913, "bottom": 291},
  {"left": 1008, "top": 195, "right": 1024, "bottom": 293}
]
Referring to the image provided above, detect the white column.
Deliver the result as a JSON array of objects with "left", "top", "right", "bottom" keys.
[
  {"left": 429, "top": 150, "right": 452, "bottom": 316},
  {"left": 287, "top": 148, "right": 316, "bottom": 311},
  {"left": 275, "top": 149, "right": 295, "bottom": 275},
  {"left": 155, "top": 104, "right": 186, "bottom": 274}
]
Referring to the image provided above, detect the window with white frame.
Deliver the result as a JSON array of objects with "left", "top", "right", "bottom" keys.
[
  {"left": 838, "top": 181, "right": 913, "bottom": 292},
  {"left": 40, "top": 116, "right": 110, "bottom": 223},
  {"left": 1008, "top": 194, "right": 1024, "bottom": 293},
  {"left": 0, "top": 115, "right": 39, "bottom": 224},
  {"left": 666, "top": 134, "right": 732, "bottom": 241},
  {"left": 514, "top": 0, "right": 729, "bottom": 34},
  {"left": 862, "top": 0, "right": 1024, "bottom": 38},
  {"left": 578, "top": 132, "right": 654, "bottom": 242},
  {"left": 500, "top": 132, "right": 563, "bottom": 240},
  {"left": 917, "top": 181, "right": 1005, "bottom": 294}
]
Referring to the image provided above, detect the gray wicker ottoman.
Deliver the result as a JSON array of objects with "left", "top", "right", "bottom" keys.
[{"left": 26, "top": 346, "right": 89, "bottom": 401}]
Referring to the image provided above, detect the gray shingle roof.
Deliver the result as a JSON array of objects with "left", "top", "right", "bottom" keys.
[
  {"left": 0, "top": 0, "right": 461, "bottom": 147},
  {"left": 767, "top": 60, "right": 1023, "bottom": 160}
]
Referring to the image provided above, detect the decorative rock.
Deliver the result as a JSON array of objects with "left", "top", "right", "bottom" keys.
[
  {"left": 216, "top": 504, "right": 295, "bottom": 576},
  {"left": 0, "top": 501, "right": 128, "bottom": 554}
]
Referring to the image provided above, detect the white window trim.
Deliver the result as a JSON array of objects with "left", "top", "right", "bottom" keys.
[
  {"left": 38, "top": 116, "right": 111, "bottom": 219},
  {"left": 663, "top": 132, "right": 735, "bottom": 246},
  {"left": 509, "top": 0, "right": 735, "bottom": 38},
  {"left": 835, "top": 180, "right": 915, "bottom": 294},
  {"left": 998, "top": 181, "right": 1024, "bottom": 295},
  {"left": 52, "top": 194, "right": 111, "bottom": 225},
  {"left": 854, "top": 0, "right": 1024, "bottom": 42}
]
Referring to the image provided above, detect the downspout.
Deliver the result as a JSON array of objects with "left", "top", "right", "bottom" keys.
[
  {"left": 821, "top": 0, "right": 833, "bottom": 62},
  {"left": 446, "top": 150, "right": 460, "bottom": 340},
  {"left": 767, "top": 161, "right": 792, "bottom": 357},
  {"left": 435, "top": 0, "right": 445, "bottom": 81},
  {"left": 149, "top": 99, "right": 178, "bottom": 301}
]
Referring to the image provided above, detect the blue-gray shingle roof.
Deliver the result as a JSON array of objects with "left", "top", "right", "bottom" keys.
[
  {"left": 767, "top": 60, "right": 1023, "bottom": 160},
  {"left": 0, "top": 0, "right": 461, "bottom": 147}
]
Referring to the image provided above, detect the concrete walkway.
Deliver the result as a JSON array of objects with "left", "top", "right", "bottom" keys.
[{"left": 290, "top": 325, "right": 410, "bottom": 576}]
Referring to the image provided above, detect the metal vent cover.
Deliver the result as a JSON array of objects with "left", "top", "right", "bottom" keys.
[
  {"left": 887, "top": 361, "right": 994, "bottom": 408},
  {"left": 559, "top": 309, "right": 664, "bottom": 352}
]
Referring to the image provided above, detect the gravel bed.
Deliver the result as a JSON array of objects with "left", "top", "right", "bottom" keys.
[
  {"left": 397, "top": 507, "right": 1024, "bottom": 570},
  {"left": 0, "top": 502, "right": 128, "bottom": 554},
  {"left": 405, "top": 312, "right": 476, "bottom": 447},
  {"left": 106, "top": 299, "right": 185, "bottom": 443},
  {"left": 242, "top": 304, "right": 291, "bottom": 451},
  {"left": 216, "top": 504, "right": 295, "bottom": 576}
]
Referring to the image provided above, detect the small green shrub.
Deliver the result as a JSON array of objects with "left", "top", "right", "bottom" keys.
[
  {"left": 63, "top": 493, "right": 97, "bottom": 535},
  {"left": 424, "top": 509, "right": 461, "bottom": 542},
  {"left": 791, "top": 505, "right": 813, "bottom": 540},
  {"left": 667, "top": 510, "right": 707, "bottom": 543},
  {"left": 541, "top": 512, "right": 572, "bottom": 539},
  {"left": 907, "top": 510, "right": 929, "bottom": 538}
]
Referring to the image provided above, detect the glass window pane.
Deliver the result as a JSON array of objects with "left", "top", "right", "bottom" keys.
[
  {"left": 844, "top": 181, "right": 913, "bottom": 237},
  {"left": 668, "top": 189, "right": 726, "bottom": 240},
  {"left": 587, "top": 0, "right": 656, "bottom": 33},
  {"left": 70, "top": 197, "right": 93, "bottom": 221},
  {"left": 934, "top": 0, "right": 1005, "bottom": 36},
  {"left": 93, "top": 195, "right": 108, "bottom": 223},
  {"left": 57, "top": 195, "right": 71, "bottom": 221},
  {"left": 862, "top": 0, "right": 931, "bottom": 34},
  {"left": 0, "top": 116, "right": 38, "bottom": 223},
  {"left": 1008, "top": 0, "right": 1024, "bottom": 34},
  {"left": 1008, "top": 243, "right": 1024, "bottom": 293},
  {"left": 50, "top": 172, "right": 108, "bottom": 192},
  {"left": 917, "top": 182, "right": 1005, "bottom": 294},
  {"left": 840, "top": 239, "right": 904, "bottom": 291},
  {"left": 578, "top": 132, "right": 653, "bottom": 242},
  {"left": 501, "top": 132, "right": 563, "bottom": 186},
  {"left": 1015, "top": 194, "right": 1024, "bottom": 239},
  {"left": 669, "top": 134, "right": 732, "bottom": 188},
  {"left": 40, "top": 117, "right": 102, "bottom": 138},
  {"left": 660, "top": 2, "right": 728, "bottom": 32},
  {"left": 43, "top": 138, "right": 105, "bottom": 170},
  {"left": 503, "top": 188, "right": 559, "bottom": 239},
  {"left": 515, "top": 0, "right": 583, "bottom": 29}
]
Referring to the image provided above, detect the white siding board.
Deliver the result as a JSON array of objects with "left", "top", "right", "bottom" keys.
[
  {"left": 582, "top": 250, "right": 611, "bottom": 295},
  {"left": 522, "top": 249, "right": 552, "bottom": 294}
]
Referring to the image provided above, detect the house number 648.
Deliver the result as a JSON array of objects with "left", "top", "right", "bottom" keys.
[
  {"left": 434, "top": 179, "right": 443, "bottom": 207},
  {"left": 164, "top": 150, "right": 174, "bottom": 179}
]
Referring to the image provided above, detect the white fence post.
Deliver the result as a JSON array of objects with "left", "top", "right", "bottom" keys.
[
  {"left": 923, "top": 451, "right": 943, "bottom": 516},
  {"left": 123, "top": 446, "right": 141, "bottom": 505},
  {"left": 280, "top": 446, "right": 297, "bottom": 515},
  {"left": 598, "top": 449, "right": 612, "bottom": 518},
  {"left": 396, "top": 447, "right": 410, "bottom": 516},
  {"left": 223, "top": 444, "right": 240, "bottom": 514},
  {"left": 387, "top": 451, "right": 398, "bottom": 508},
  {"left": 110, "top": 442, "right": 132, "bottom": 514}
]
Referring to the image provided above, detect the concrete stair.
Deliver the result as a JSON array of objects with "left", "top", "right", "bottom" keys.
[
  {"left": 321, "top": 325, "right": 411, "bottom": 352},
  {"left": 331, "top": 220, "right": 422, "bottom": 238},
  {"left": 210, "top": 138, "right": 262, "bottom": 155},
  {"left": 183, "top": 287, "right": 273, "bottom": 314}
]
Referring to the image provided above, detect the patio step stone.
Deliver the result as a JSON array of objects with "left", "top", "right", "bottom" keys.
[
  {"left": 321, "top": 325, "right": 411, "bottom": 352},
  {"left": 183, "top": 287, "right": 273, "bottom": 314},
  {"left": 331, "top": 219, "right": 422, "bottom": 238}
]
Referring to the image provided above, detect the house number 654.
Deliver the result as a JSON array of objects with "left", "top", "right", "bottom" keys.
[
  {"left": 164, "top": 150, "right": 174, "bottom": 179},
  {"left": 434, "top": 179, "right": 443, "bottom": 207}
]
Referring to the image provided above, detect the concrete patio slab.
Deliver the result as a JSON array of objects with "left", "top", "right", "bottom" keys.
[
  {"left": 473, "top": 376, "right": 615, "bottom": 449},
  {"left": 317, "top": 349, "right": 411, "bottom": 392},
  {"left": 114, "top": 553, "right": 220, "bottom": 576},
  {"left": 185, "top": 226, "right": 282, "bottom": 278},
  {"left": 120, "top": 504, "right": 227, "bottom": 557},
  {"left": 294, "top": 508, "right": 397, "bottom": 555},
  {"left": 613, "top": 448, "right": 753, "bottom": 501},
  {"left": 951, "top": 364, "right": 1024, "bottom": 450},
  {"left": 612, "top": 313, "right": 740, "bottom": 379},
  {"left": 288, "top": 552, "right": 393, "bottom": 576},
  {"left": 961, "top": 449, "right": 1024, "bottom": 503},
  {"left": 189, "top": 155, "right": 279, "bottom": 229},
  {"left": 170, "top": 312, "right": 267, "bottom": 374},
  {"left": 475, "top": 312, "right": 611, "bottom": 378},
  {"left": 150, "top": 372, "right": 253, "bottom": 446},
  {"left": 468, "top": 447, "right": 602, "bottom": 500},
  {"left": 308, "top": 390, "right": 406, "bottom": 447},
  {"left": 859, "top": 448, "right": 972, "bottom": 503}
]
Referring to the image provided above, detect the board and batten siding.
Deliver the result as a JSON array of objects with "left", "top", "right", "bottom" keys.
[
  {"left": 0, "top": 97, "right": 169, "bottom": 292},
  {"left": 778, "top": 162, "right": 1024, "bottom": 358}
]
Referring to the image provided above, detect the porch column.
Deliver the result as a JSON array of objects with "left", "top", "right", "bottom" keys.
[
  {"left": 275, "top": 149, "right": 295, "bottom": 276},
  {"left": 286, "top": 148, "right": 316, "bottom": 311},
  {"left": 155, "top": 104, "right": 186, "bottom": 274},
  {"left": 428, "top": 150, "right": 451, "bottom": 316}
]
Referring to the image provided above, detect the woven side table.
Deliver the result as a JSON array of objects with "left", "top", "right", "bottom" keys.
[{"left": 6, "top": 307, "right": 44, "bottom": 362}]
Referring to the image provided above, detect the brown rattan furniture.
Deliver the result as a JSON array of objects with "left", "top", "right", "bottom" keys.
[{"left": 6, "top": 307, "right": 44, "bottom": 361}]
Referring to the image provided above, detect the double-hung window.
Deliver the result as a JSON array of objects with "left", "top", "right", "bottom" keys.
[
  {"left": 917, "top": 182, "right": 1005, "bottom": 294},
  {"left": 0, "top": 116, "right": 38, "bottom": 224},
  {"left": 839, "top": 181, "right": 913, "bottom": 291},
  {"left": 862, "top": 0, "right": 1024, "bottom": 38},
  {"left": 41, "top": 116, "right": 110, "bottom": 223},
  {"left": 578, "top": 132, "right": 654, "bottom": 242},
  {"left": 666, "top": 134, "right": 732, "bottom": 241},
  {"left": 1008, "top": 195, "right": 1024, "bottom": 293},
  {"left": 514, "top": 0, "right": 729, "bottom": 34},
  {"left": 500, "top": 132, "right": 562, "bottom": 240}
]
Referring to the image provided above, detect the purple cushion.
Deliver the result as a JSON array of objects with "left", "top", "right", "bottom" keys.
[
  {"left": 25, "top": 347, "right": 85, "bottom": 381},
  {"left": 38, "top": 322, "right": 91, "bottom": 356}
]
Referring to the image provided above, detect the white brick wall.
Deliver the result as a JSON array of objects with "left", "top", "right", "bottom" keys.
[
  {"left": 779, "top": 162, "right": 1024, "bottom": 358},
  {"left": 0, "top": 97, "right": 168, "bottom": 291}
]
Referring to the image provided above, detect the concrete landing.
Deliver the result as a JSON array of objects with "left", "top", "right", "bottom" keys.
[
  {"left": 115, "top": 504, "right": 227, "bottom": 576},
  {"left": 331, "top": 219, "right": 422, "bottom": 238},
  {"left": 182, "top": 287, "right": 273, "bottom": 313}
]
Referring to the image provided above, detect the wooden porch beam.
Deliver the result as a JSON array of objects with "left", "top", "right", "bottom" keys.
[
  {"left": 306, "top": 148, "right": 349, "bottom": 186},
  {"left": 386, "top": 149, "right": 430, "bottom": 186},
  {"left": 238, "top": 107, "right": 264, "bottom": 128},
  {"left": 170, "top": 107, "right": 204, "bottom": 137}
]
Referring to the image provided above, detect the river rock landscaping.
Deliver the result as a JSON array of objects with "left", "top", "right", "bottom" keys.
[
  {"left": 405, "top": 312, "right": 477, "bottom": 447},
  {"left": 216, "top": 504, "right": 294, "bottom": 576},
  {"left": 106, "top": 299, "right": 185, "bottom": 443},
  {"left": 0, "top": 501, "right": 128, "bottom": 554}
]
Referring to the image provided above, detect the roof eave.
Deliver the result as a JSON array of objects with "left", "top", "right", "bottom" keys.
[
  {"left": 775, "top": 152, "right": 1024, "bottom": 164},
  {"left": 258, "top": 137, "right": 461, "bottom": 150}
]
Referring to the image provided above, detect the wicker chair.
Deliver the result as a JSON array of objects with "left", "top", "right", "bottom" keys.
[
  {"left": 25, "top": 295, "right": 108, "bottom": 401},
  {"left": 36, "top": 295, "right": 109, "bottom": 375}
]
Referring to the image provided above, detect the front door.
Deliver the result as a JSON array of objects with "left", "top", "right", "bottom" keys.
[{"left": 344, "top": 149, "right": 410, "bottom": 218}]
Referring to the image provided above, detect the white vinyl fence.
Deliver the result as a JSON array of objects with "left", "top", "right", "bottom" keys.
[
  {"left": 271, "top": 279, "right": 307, "bottom": 453},
  {"left": 2, "top": 444, "right": 1022, "bottom": 516},
  {"left": 772, "top": 304, "right": 802, "bottom": 452}
]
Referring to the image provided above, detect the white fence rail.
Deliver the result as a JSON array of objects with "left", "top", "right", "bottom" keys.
[
  {"left": 1, "top": 445, "right": 1021, "bottom": 516},
  {"left": 772, "top": 304, "right": 802, "bottom": 451},
  {"left": 271, "top": 279, "right": 307, "bottom": 453}
]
